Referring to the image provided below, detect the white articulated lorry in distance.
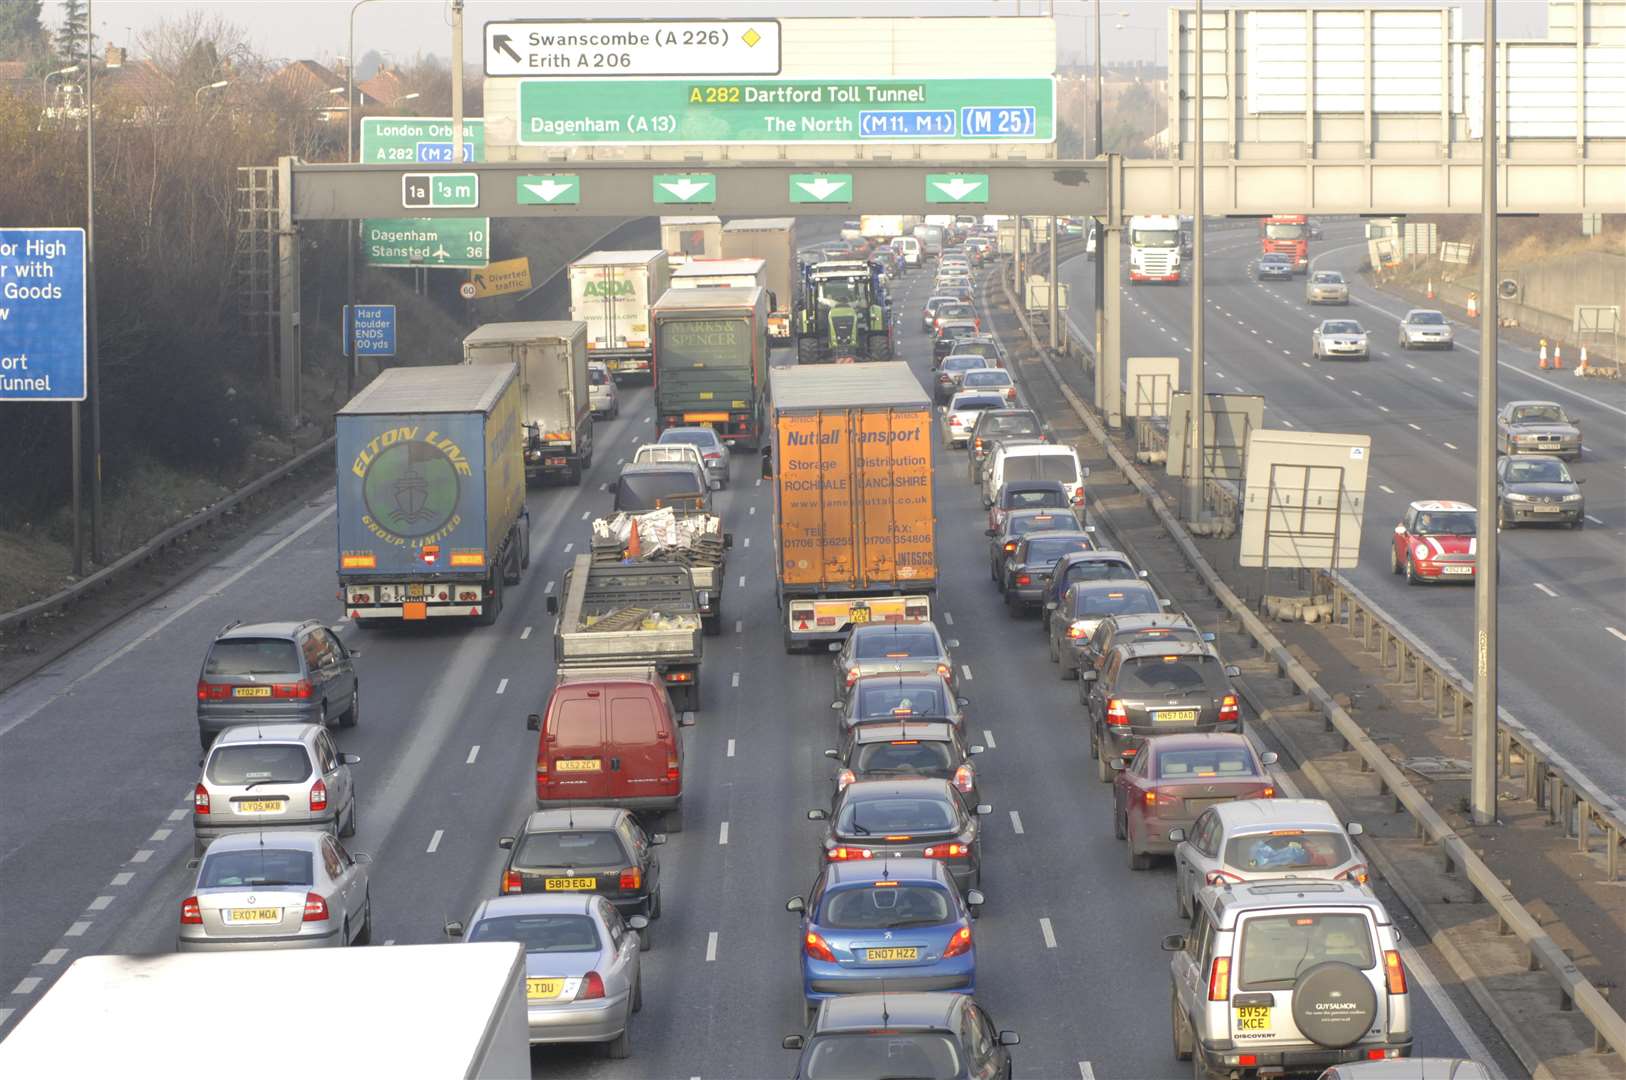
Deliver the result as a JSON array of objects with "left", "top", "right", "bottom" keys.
[
  {"left": 660, "top": 215, "right": 722, "bottom": 267},
  {"left": 463, "top": 320, "right": 592, "bottom": 486},
  {"left": 1128, "top": 214, "right": 1184, "bottom": 284},
  {"left": 670, "top": 257, "right": 768, "bottom": 293},
  {"left": 720, "top": 218, "right": 796, "bottom": 345},
  {"left": 568, "top": 249, "right": 671, "bottom": 384},
  {"left": 0, "top": 945, "right": 531, "bottom": 1076}
]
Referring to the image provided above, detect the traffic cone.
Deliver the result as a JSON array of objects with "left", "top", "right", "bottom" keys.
[
  {"left": 1427, "top": 279, "right": 1435, "bottom": 300},
  {"left": 627, "top": 519, "right": 642, "bottom": 559},
  {"left": 1553, "top": 343, "right": 1564, "bottom": 370},
  {"left": 1576, "top": 346, "right": 1589, "bottom": 376},
  {"left": 1467, "top": 292, "right": 1478, "bottom": 318},
  {"left": 1539, "top": 339, "right": 1549, "bottom": 369}
]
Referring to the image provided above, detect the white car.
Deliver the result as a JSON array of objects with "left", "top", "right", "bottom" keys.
[
  {"left": 1398, "top": 309, "right": 1455, "bottom": 350},
  {"left": 588, "top": 362, "right": 619, "bottom": 419},
  {"left": 1311, "top": 319, "right": 1369, "bottom": 361},
  {"left": 941, "top": 391, "right": 1008, "bottom": 449},
  {"left": 959, "top": 367, "right": 1017, "bottom": 406}
]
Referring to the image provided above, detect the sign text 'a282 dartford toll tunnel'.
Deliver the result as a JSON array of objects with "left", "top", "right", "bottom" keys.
[{"left": 517, "top": 77, "right": 1055, "bottom": 145}]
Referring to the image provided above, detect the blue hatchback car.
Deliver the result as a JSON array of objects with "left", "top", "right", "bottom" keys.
[{"left": 786, "top": 859, "right": 982, "bottom": 1024}]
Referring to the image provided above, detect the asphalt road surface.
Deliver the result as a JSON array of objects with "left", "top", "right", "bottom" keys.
[
  {"left": 1058, "top": 222, "right": 1626, "bottom": 803},
  {"left": 1, "top": 228, "right": 1508, "bottom": 1076}
]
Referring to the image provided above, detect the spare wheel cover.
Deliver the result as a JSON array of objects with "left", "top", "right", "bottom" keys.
[{"left": 1291, "top": 961, "right": 1378, "bottom": 1049}]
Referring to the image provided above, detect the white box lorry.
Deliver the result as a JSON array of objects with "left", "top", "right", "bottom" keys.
[
  {"left": 660, "top": 215, "right": 722, "bottom": 267},
  {"left": 720, "top": 218, "right": 796, "bottom": 344},
  {"left": 671, "top": 257, "right": 768, "bottom": 292},
  {"left": 464, "top": 320, "right": 593, "bottom": 485},
  {"left": 568, "top": 249, "right": 670, "bottom": 383},
  {"left": 0, "top": 944, "right": 530, "bottom": 1076}
]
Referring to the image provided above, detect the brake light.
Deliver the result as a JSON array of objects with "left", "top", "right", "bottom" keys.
[
  {"left": 1341, "top": 863, "right": 1371, "bottom": 887},
  {"left": 1003, "top": 541, "right": 1017, "bottom": 553},
  {"left": 302, "top": 892, "right": 329, "bottom": 922},
  {"left": 193, "top": 783, "right": 210, "bottom": 814},
  {"left": 272, "top": 679, "right": 312, "bottom": 700},
  {"left": 619, "top": 867, "right": 642, "bottom": 891},
  {"left": 195, "top": 680, "right": 228, "bottom": 701},
  {"left": 1218, "top": 695, "right": 1240, "bottom": 724},
  {"left": 1106, "top": 698, "right": 1129, "bottom": 727},
  {"left": 953, "top": 764, "right": 975, "bottom": 793},
  {"left": 1207, "top": 955, "right": 1231, "bottom": 1000},
  {"left": 943, "top": 926, "right": 973, "bottom": 958},
  {"left": 1071, "top": 487, "right": 1086, "bottom": 506},
  {"left": 180, "top": 896, "right": 202, "bottom": 924},
  {"left": 704, "top": 452, "right": 721, "bottom": 461},
  {"left": 309, "top": 779, "right": 327, "bottom": 812},
  {"left": 1384, "top": 949, "right": 1407, "bottom": 994},
  {"left": 973, "top": 438, "right": 982, "bottom": 450},
  {"left": 1145, "top": 789, "right": 1180, "bottom": 807},
  {"left": 666, "top": 756, "right": 680, "bottom": 782},
  {"left": 836, "top": 768, "right": 856, "bottom": 791},
  {"left": 1238, "top": 1055, "right": 1258, "bottom": 1067},
  {"left": 1067, "top": 621, "right": 1089, "bottom": 639},
  {"left": 1015, "top": 574, "right": 1031, "bottom": 587},
  {"left": 805, "top": 931, "right": 837, "bottom": 962},
  {"left": 922, "top": 842, "right": 969, "bottom": 859},
  {"left": 827, "top": 846, "right": 873, "bottom": 861},
  {"left": 1257, "top": 786, "right": 1276, "bottom": 799},
  {"left": 845, "top": 669, "right": 859, "bottom": 688},
  {"left": 578, "top": 971, "right": 606, "bottom": 1000},
  {"left": 936, "top": 663, "right": 951, "bottom": 680}
]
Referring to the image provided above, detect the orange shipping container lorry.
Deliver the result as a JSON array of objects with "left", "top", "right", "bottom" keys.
[{"left": 763, "top": 363, "right": 936, "bottom": 653}]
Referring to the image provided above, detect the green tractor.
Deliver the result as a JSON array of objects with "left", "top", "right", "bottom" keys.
[{"left": 794, "top": 260, "right": 893, "bottom": 364}]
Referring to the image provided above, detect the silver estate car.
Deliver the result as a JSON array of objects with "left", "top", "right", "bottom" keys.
[
  {"left": 192, "top": 723, "right": 360, "bottom": 856},
  {"left": 448, "top": 894, "right": 647, "bottom": 1058},
  {"left": 1311, "top": 320, "right": 1369, "bottom": 361},
  {"left": 588, "top": 362, "right": 619, "bottom": 419},
  {"left": 1397, "top": 309, "right": 1454, "bottom": 350},
  {"left": 178, "top": 830, "right": 372, "bottom": 951},
  {"left": 1305, "top": 271, "right": 1349, "bottom": 304},
  {"left": 1165, "top": 881, "right": 1412, "bottom": 1078},
  {"left": 195, "top": 619, "right": 360, "bottom": 751}
]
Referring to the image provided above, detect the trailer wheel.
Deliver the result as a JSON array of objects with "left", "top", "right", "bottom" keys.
[
  {"left": 703, "top": 613, "right": 722, "bottom": 637},
  {"left": 476, "top": 571, "right": 503, "bottom": 626},
  {"left": 565, "top": 462, "right": 582, "bottom": 486}
]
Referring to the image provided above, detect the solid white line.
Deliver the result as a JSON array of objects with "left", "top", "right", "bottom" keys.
[
  {"left": 1396, "top": 935, "right": 1503, "bottom": 1077},
  {"left": 64, "top": 922, "right": 90, "bottom": 937},
  {"left": 731, "top": 672, "right": 740, "bottom": 688},
  {"left": 983, "top": 729, "right": 997, "bottom": 749},
  {"left": 110, "top": 872, "right": 133, "bottom": 886},
  {"left": 495, "top": 678, "right": 508, "bottom": 695},
  {"left": 1443, "top": 442, "right": 1459, "bottom": 451},
  {"left": 719, "top": 821, "right": 730, "bottom": 846},
  {"left": 521, "top": 626, "right": 532, "bottom": 640},
  {"left": 37, "top": 948, "right": 66, "bottom": 966},
  {"left": 727, "top": 738, "right": 736, "bottom": 757},
  {"left": 1607, "top": 627, "right": 1626, "bottom": 644},
  {"left": 1379, "top": 485, "right": 1396, "bottom": 494},
  {"left": 426, "top": 829, "right": 444, "bottom": 854},
  {"left": 130, "top": 850, "right": 152, "bottom": 863},
  {"left": 148, "top": 828, "right": 171, "bottom": 843},
  {"left": 961, "top": 664, "right": 973, "bottom": 681},
  {"left": 705, "top": 931, "right": 719, "bottom": 962},
  {"left": 12, "top": 977, "right": 41, "bottom": 995},
  {"left": 1585, "top": 515, "right": 1605, "bottom": 526},
  {"left": 1533, "top": 583, "right": 1558, "bottom": 598},
  {"left": 166, "top": 808, "right": 187, "bottom": 822},
  {"left": 466, "top": 745, "right": 480, "bottom": 765},
  {"left": 944, "top": 611, "right": 954, "bottom": 625},
  {"left": 1039, "top": 917, "right": 1057, "bottom": 949},
  {"left": 1009, "top": 811, "right": 1025, "bottom": 834},
  {"left": 88, "top": 895, "right": 113, "bottom": 911}
]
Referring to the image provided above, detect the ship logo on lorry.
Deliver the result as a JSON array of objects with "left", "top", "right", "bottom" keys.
[{"left": 353, "top": 427, "right": 470, "bottom": 546}]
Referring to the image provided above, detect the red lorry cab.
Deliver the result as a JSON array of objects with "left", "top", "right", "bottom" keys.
[{"left": 526, "top": 669, "right": 693, "bottom": 833}]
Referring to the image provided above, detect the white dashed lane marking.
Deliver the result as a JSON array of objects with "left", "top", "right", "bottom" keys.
[
  {"left": 726, "top": 738, "right": 736, "bottom": 757},
  {"left": 719, "top": 821, "right": 729, "bottom": 846},
  {"left": 426, "top": 830, "right": 444, "bottom": 854},
  {"left": 706, "top": 932, "right": 719, "bottom": 962},
  {"left": 1009, "top": 811, "right": 1025, "bottom": 834},
  {"left": 1039, "top": 918, "right": 1057, "bottom": 949},
  {"left": 496, "top": 678, "right": 508, "bottom": 695},
  {"left": 983, "top": 729, "right": 997, "bottom": 749},
  {"left": 521, "top": 625, "right": 532, "bottom": 640},
  {"left": 961, "top": 665, "right": 973, "bottom": 681},
  {"left": 1443, "top": 442, "right": 1459, "bottom": 451},
  {"left": 1379, "top": 485, "right": 1396, "bottom": 494},
  {"left": 1533, "top": 583, "right": 1559, "bottom": 598},
  {"left": 466, "top": 745, "right": 480, "bottom": 765}
]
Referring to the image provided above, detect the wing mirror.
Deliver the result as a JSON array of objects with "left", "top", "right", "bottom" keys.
[
  {"left": 1139, "top": 570, "right": 1149, "bottom": 578},
  {"left": 828, "top": 642, "right": 843, "bottom": 653},
  {"left": 823, "top": 748, "right": 840, "bottom": 759},
  {"left": 526, "top": 713, "right": 542, "bottom": 732},
  {"left": 956, "top": 696, "right": 970, "bottom": 707},
  {"left": 965, "top": 889, "right": 985, "bottom": 918},
  {"left": 969, "top": 744, "right": 985, "bottom": 755},
  {"left": 760, "top": 446, "right": 774, "bottom": 479},
  {"left": 998, "top": 1031, "right": 1021, "bottom": 1046},
  {"left": 627, "top": 915, "right": 649, "bottom": 931},
  {"left": 497, "top": 836, "right": 514, "bottom": 849},
  {"left": 724, "top": 533, "right": 734, "bottom": 548},
  {"left": 1347, "top": 822, "right": 1365, "bottom": 836},
  {"left": 341, "top": 753, "right": 362, "bottom": 766},
  {"left": 1259, "top": 751, "right": 1279, "bottom": 766},
  {"left": 1080, "top": 670, "right": 1098, "bottom": 682},
  {"left": 1160, "top": 598, "right": 1173, "bottom": 608},
  {"left": 807, "top": 808, "right": 829, "bottom": 821},
  {"left": 650, "top": 833, "right": 667, "bottom": 846},
  {"left": 679, "top": 711, "right": 696, "bottom": 727},
  {"left": 783, "top": 1035, "right": 806, "bottom": 1050},
  {"left": 1167, "top": 827, "right": 1187, "bottom": 843},
  {"left": 1161, "top": 933, "right": 1186, "bottom": 952},
  {"left": 1224, "top": 665, "right": 1240, "bottom": 678},
  {"left": 1394, "top": 524, "right": 1406, "bottom": 535},
  {"left": 974, "top": 803, "right": 993, "bottom": 816},
  {"left": 786, "top": 896, "right": 806, "bottom": 913},
  {"left": 444, "top": 920, "right": 465, "bottom": 938},
  {"left": 1110, "top": 756, "right": 1127, "bottom": 771}
]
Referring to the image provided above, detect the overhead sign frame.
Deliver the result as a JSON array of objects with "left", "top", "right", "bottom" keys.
[{"left": 484, "top": 19, "right": 782, "bottom": 79}]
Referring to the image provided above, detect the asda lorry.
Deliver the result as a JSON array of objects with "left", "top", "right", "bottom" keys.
[
  {"left": 761, "top": 363, "right": 936, "bottom": 652},
  {"left": 660, "top": 215, "right": 722, "bottom": 267},
  {"left": 568, "top": 249, "right": 671, "bottom": 383},
  {"left": 651, "top": 285, "right": 771, "bottom": 447},
  {"left": 0, "top": 945, "right": 530, "bottom": 1076},
  {"left": 463, "top": 321, "right": 591, "bottom": 485},
  {"left": 336, "top": 365, "right": 529, "bottom": 627},
  {"left": 720, "top": 218, "right": 796, "bottom": 343}
]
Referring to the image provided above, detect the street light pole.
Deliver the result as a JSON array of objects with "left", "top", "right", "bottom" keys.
[
  {"left": 345, "top": 0, "right": 381, "bottom": 395},
  {"left": 1187, "top": 0, "right": 1207, "bottom": 522},
  {"left": 193, "top": 79, "right": 229, "bottom": 105},
  {"left": 451, "top": 0, "right": 465, "bottom": 164},
  {"left": 1471, "top": 0, "right": 1500, "bottom": 826},
  {"left": 85, "top": 1, "right": 102, "bottom": 564}
]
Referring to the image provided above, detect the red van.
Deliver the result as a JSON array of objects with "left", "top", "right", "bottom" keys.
[{"left": 526, "top": 668, "right": 694, "bottom": 833}]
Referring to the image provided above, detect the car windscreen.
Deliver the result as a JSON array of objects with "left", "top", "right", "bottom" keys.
[
  {"left": 1132, "top": 228, "right": 1180, "bottom": 246},
  {"left": 940, "top": 304, "right": 975, "bottom": 320},
  {"left": 1413, "top": 511, "right": 1476, "bottom": 536},
  {"left": 1004, "top": 487, "right": 1067, "bottom": 510},
  {"left": 840, "top": 795, "right": 958, "bottom": 836},
  {"left": 953, "top": 341, "right": 1000, "bottom": 360},
  {"left": 1115, "top": 654, "right": 1228, "bottom": 694},
  {"left": 1322, "top": 322, "right": 1362, "bottom": 335},
  {"left": 614, "top": 471, "right": 704, "bottom": 511},
  {"left": 1511, "top": 405, "right": 1565, "bottom": 424},
  {"left": 943, "top": 357, "right": 987, "bottom": 376},
  {"left": 1062, "top": 559, "right": 1138, "bottom": 585},
  {"left": 206, "top": 744, "right": 313, "bottom": 786},
  {"left": 1156, "top": 747, "right": 1259, "bottom": 779},
  {"left": 802, "top": 1033, "right": 963, "bottom": 1080},
  {"left": 658, "top": 317, "right": 751, "bottom": 369},
  {"left": 467, "top": 913, "right": 603, "bottom": 953},
  {"left": 205, "top": 639, "right": 300, "bottom": 676},
  {"left": 1505, "top": 459, "right": 1572, "bottom": 483},
  {"left": 1008, "top": 513, "right": 1069, "bottom": 538},
  {"left": 1072, "top": 587, "right": 1159, "bottom": 618},
  {"left": 939, "top": 325, "right": 977, "bottom": 341},
  {"left": 1408, "top": 311, "right": 1447, "bottom": 325},
  {"left": 659, "top": 429, "right": 719, "bottom": 450},
  {"left": 961, "top": 371, "right": 1011, "bottom": 389},
  {"left": 1264, "top": 222, "right": 1306, "bottom": 240},
  {"left": 853, "top": 628, "right": 940, "bottom": 659},
  {"left": 951, "top": 396, "right": 1003, "bottom": 414},
  {"left": 855, "top": 739, "right": 955, "bottom": 777},
  {"left": 200, "top": 849, "right": 314, "bottom": 889},
  {"left": 1312, "top": 272, "right": 1343, "bottom": 284},
  {"left": 513, "top": 830, "right": 627, "bottom": 869},
  {"left": 856, "top": 683, "right": 947, "bottom": 718},
  {"left": 588, "top": 366, "right": 610, "bottom": 385},
  {"left": 1024, "top": 536, "right": 1093, "bottom": 564},
  {"left": 979, "top": 414, "right": 1040, "bottom": 436},
  {"left": 1005, "top": 455, "right": 1078, "bottom": 484},
  {"left": 820, "top": 883, "right": 955, "bottom": 929},
  {"left": 1236, "top": 912, "right": 1373, "bottom": 990},
  {"left": 1225, "top": 831, "right": 1354, "bottom": 877}
]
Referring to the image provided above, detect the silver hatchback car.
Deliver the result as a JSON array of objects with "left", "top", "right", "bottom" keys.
[
  {"left": 193, "top": 723, "right": 360, "bottom": 856},
  {"left": 659, "top": 426, "right": 731, "bottom": 487},
  {"left": 195, "top": 619, "right": 360, "bottom": 751},
  {"left": 179, "top": 830, "right": 372, "bottom": 952},
  {"left": 448, "top": 894, "right": 647, "bottom": 1058}
]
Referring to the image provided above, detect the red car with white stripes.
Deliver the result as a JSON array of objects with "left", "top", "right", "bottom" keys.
[{"left": 1391, "top": 500, "right": 1478, "bottom": 585}]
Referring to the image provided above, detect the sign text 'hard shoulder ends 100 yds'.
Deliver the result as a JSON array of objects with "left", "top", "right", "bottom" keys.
[{"left": 517, "top": 78, "right": 1054, "bottom": 145}]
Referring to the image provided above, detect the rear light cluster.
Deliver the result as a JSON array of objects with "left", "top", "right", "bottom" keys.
[
  {"left": 1383, "top": 949, "right": 1407, "bottom": 994},
  {"left": 1207, "top": 956, "right": 1231, "bottom": 1000},
  {"left": 805, "top": 931, "right": 837, "bottom": 962},
  {"left": 936, "top": 663, "right": 952, "bottom": 680},
  {"left": 943, "top": 926, "right": 974, "bottom": 958},
  {"left": 501, "top": 870, "right": 523, "bottom": 894},
  {"left": 193, "top": 784, "right": 210, "bottom": 814},
  {"left": 199, "top": 678, "right": 316, "bottom": 701},
  {"left": 180, "top": 896, "right": 202, "bottom": 924},
  {"left": 619, "top": 868, "right": 642, "bottom": 891},
  {"left": 952, "top": 764, "right": 975, "bottom": 793},
  {"left": 1105, "top": 699, "right": 1130, "bottom": 727},
  {"left": 1066, "top": 622, "right": 1089, "bottom": 640},
  {"left": 1144, "top": 790, "right": 1180, "bottom": 808},
  {"left": 845, "top": 669, "right": 860, "bottom": 688},
  {"left": 1218, "top": 695, "right": 1240, "bottom": 724},
  {"left": 578, "top": 971, "right": 607, "bottom": 1000},
  {"left": 302, "top": 892, "right": 329, "bottom": 922},
  {"left": 836, "top": 768, "right": 856, "bottom": 791},
  {"left": 309, "top": 779, "right": 327, "bottom": 813},
  {"left": 904, "top": 602, "right": 929, "bottom": 621},
  {"left": 922, "top": 842, "right": 969, "bottom": 860},
  {"left": 1014, "top": 574, "right": 1031, "bottom": 587},
  {"left": 666, "top": 756, "right": 681, "bottom": 783},
  {"left": 827, "top": 846, "right": 874, "bottom": 862}
]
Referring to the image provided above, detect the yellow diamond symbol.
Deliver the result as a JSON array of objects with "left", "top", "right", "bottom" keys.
[{"left": 742, "top": 28, "right": 761, "bottom": 47}]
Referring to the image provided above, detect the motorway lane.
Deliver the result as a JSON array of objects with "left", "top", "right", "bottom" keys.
[
  {"left": 0, "top": 235, "right": 1485, "bottom": 1077},
  {"left": 1059, "top": 225, "right": 1626, "bottom": 799}
]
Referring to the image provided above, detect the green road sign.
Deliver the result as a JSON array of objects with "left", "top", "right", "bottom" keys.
[
  {"left": 364, "top": 218, "right": 490, "bottom": 268},
  {"left": 652, "top": 174, "right": 716, "bottom": 205},
  {"left": 516, "top": 78, "right": 1054, "bottom": 145},
  {"left": 360, "top": 117, "right": 485, "bottom": 164},
  {"left": 402, "top": 172, "right": 479, "bottom": 209},
  {"left": 516, "top": 174, "right": 581, "bottom": 205},
  {"left": 788, "top": 173, "right": 852, "bottom": 204},
  {"left": 926, "top": 174, "right": 989, "bottom": 204}
]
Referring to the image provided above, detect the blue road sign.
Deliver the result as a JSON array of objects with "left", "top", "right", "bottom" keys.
[
  {"left": 343, "top": 304, "right": 397, "bottom": 358},
  {"left": 0, "top": 228, "right": 86, "bottom": 401}
]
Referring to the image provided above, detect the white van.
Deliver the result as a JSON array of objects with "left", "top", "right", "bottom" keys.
[
  {"left": 892, "top": 235, "right": 922, "bottom": 268},
  {"left": 983, "top": 443, "right": 1086, "bottom": 509}
]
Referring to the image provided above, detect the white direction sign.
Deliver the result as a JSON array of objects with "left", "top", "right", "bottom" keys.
[{"left": 484, "top": 19, "right": 781, "bottom": 78}]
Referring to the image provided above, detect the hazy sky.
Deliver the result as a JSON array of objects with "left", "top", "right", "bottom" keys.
[{"left": 59, "top": 1, "right": 1551, "bottom": 68}]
